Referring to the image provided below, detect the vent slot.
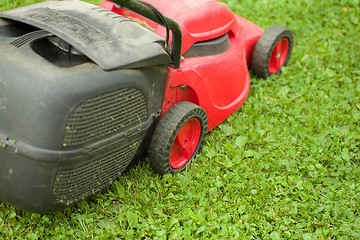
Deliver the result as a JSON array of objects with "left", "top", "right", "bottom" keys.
[
  {"left": 63, "top": 88, "right": 147, "bottom": 146},
  {"left": 53, "top": 140, "right": 140, "bottom": 205},
  {"left": 10, "top": 30, "right": 52, "bottom": 48}
]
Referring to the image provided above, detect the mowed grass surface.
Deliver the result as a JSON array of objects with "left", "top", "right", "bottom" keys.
[{"left": 0, "top": 0, "right": 359, "bottom": 239}]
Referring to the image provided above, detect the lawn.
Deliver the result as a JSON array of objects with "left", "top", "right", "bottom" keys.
[{"left": 0, "top": 0, "right": 359, "bottom": 239}]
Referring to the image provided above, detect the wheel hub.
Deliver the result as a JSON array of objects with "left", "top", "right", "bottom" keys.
[{"left": 170, "top": 118, "right": 201, "bottom": 169}]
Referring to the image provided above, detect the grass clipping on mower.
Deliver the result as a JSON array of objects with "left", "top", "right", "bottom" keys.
[{"left": 125, "top": 10, "right": 156, "bottom": 32}]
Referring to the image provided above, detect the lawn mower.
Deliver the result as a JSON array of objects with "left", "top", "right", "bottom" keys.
[{"left": 0, "top": 0, "right": 293, "bottom": 213}]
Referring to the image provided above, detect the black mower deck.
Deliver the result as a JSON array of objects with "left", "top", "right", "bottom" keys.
[{"left": 0, "top": 0, "right": 170, "bottom": 70}]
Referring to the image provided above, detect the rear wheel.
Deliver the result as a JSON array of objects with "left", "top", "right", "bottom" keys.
[
  {"left": 251, "top": 25, "right": 293, "bottom": 78},
  {"left": 149, "top": 102, "right": 208, "bottom": 175}
]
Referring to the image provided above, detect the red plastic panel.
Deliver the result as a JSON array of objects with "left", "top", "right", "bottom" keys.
[
  {"left": 99, "top": 0, "right": 265, "bottom": 131},
  {"left": 100, "top": 0, "right": 238, "bottom": 54},
  {"left": 163, "top": 36, "right": 251, "bottom": 131}
]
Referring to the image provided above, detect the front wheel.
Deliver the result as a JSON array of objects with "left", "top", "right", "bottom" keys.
[
  {"left": 251, "top": 25, "right": 293, "bottom": 78},
  {"left": 149, "top": 102, "right": 208, "bottom": 175}
]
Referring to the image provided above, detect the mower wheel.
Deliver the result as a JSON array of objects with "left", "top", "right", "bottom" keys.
[
  {"left": 251, "top": 25, "right": 293, "bottom": 78},
  {"left": 149, "top": 102, "right": 208, "bottom": 175}
]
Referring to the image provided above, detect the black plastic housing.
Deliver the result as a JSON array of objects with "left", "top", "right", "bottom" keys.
[{"left": 0, "top": 1, "right": 170, "bottom": 213}]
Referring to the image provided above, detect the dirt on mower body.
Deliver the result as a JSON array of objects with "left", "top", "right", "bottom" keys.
[{"left": 0, "top": 0, "right": 293, "bottom": 212}]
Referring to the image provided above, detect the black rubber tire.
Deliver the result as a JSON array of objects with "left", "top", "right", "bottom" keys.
[
  {"left": 251, "top": 25, "right": 293, "bottom": 78},
  {"left": 149, "top": 102, "right": 208, "bottom": 175}
]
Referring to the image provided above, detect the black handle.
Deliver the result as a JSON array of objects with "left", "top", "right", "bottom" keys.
[{"left": 109, "top": 0, "right": 182, "bottom": 68}]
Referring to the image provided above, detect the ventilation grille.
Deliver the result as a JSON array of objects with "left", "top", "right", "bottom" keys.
[
  {"left": 10, "top": 30, "right": 52, "bottom": 48},
  {"left": 63, "top": 88, "right": 147, "bottom": 146},
  {"left": 53, "top": 140, "right": 140, "bottom": 205}
]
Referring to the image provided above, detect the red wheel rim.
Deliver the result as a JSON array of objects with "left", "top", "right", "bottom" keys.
[
  {"left": 268, "top": 38, "right": 289, "bottom": 73},
  {"left": 170, "top": 118, "right": 201, "bottom": 169}
]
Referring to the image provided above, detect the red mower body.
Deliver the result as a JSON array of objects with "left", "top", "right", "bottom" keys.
[
  {"left": 99, "top": 0, "right": 293, "bottom": 176},
  {"left": 99, "top": 0, "right": 265, "bottom": 130}
]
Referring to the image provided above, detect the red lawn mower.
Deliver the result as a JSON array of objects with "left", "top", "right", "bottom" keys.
[{"left": 0, "top": 0, "right": 293, "bottom": 212}]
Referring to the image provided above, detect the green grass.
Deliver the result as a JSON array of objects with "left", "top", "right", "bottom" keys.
[{"left": 1, "top": 0, "right": 359, "bottom": 239}]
